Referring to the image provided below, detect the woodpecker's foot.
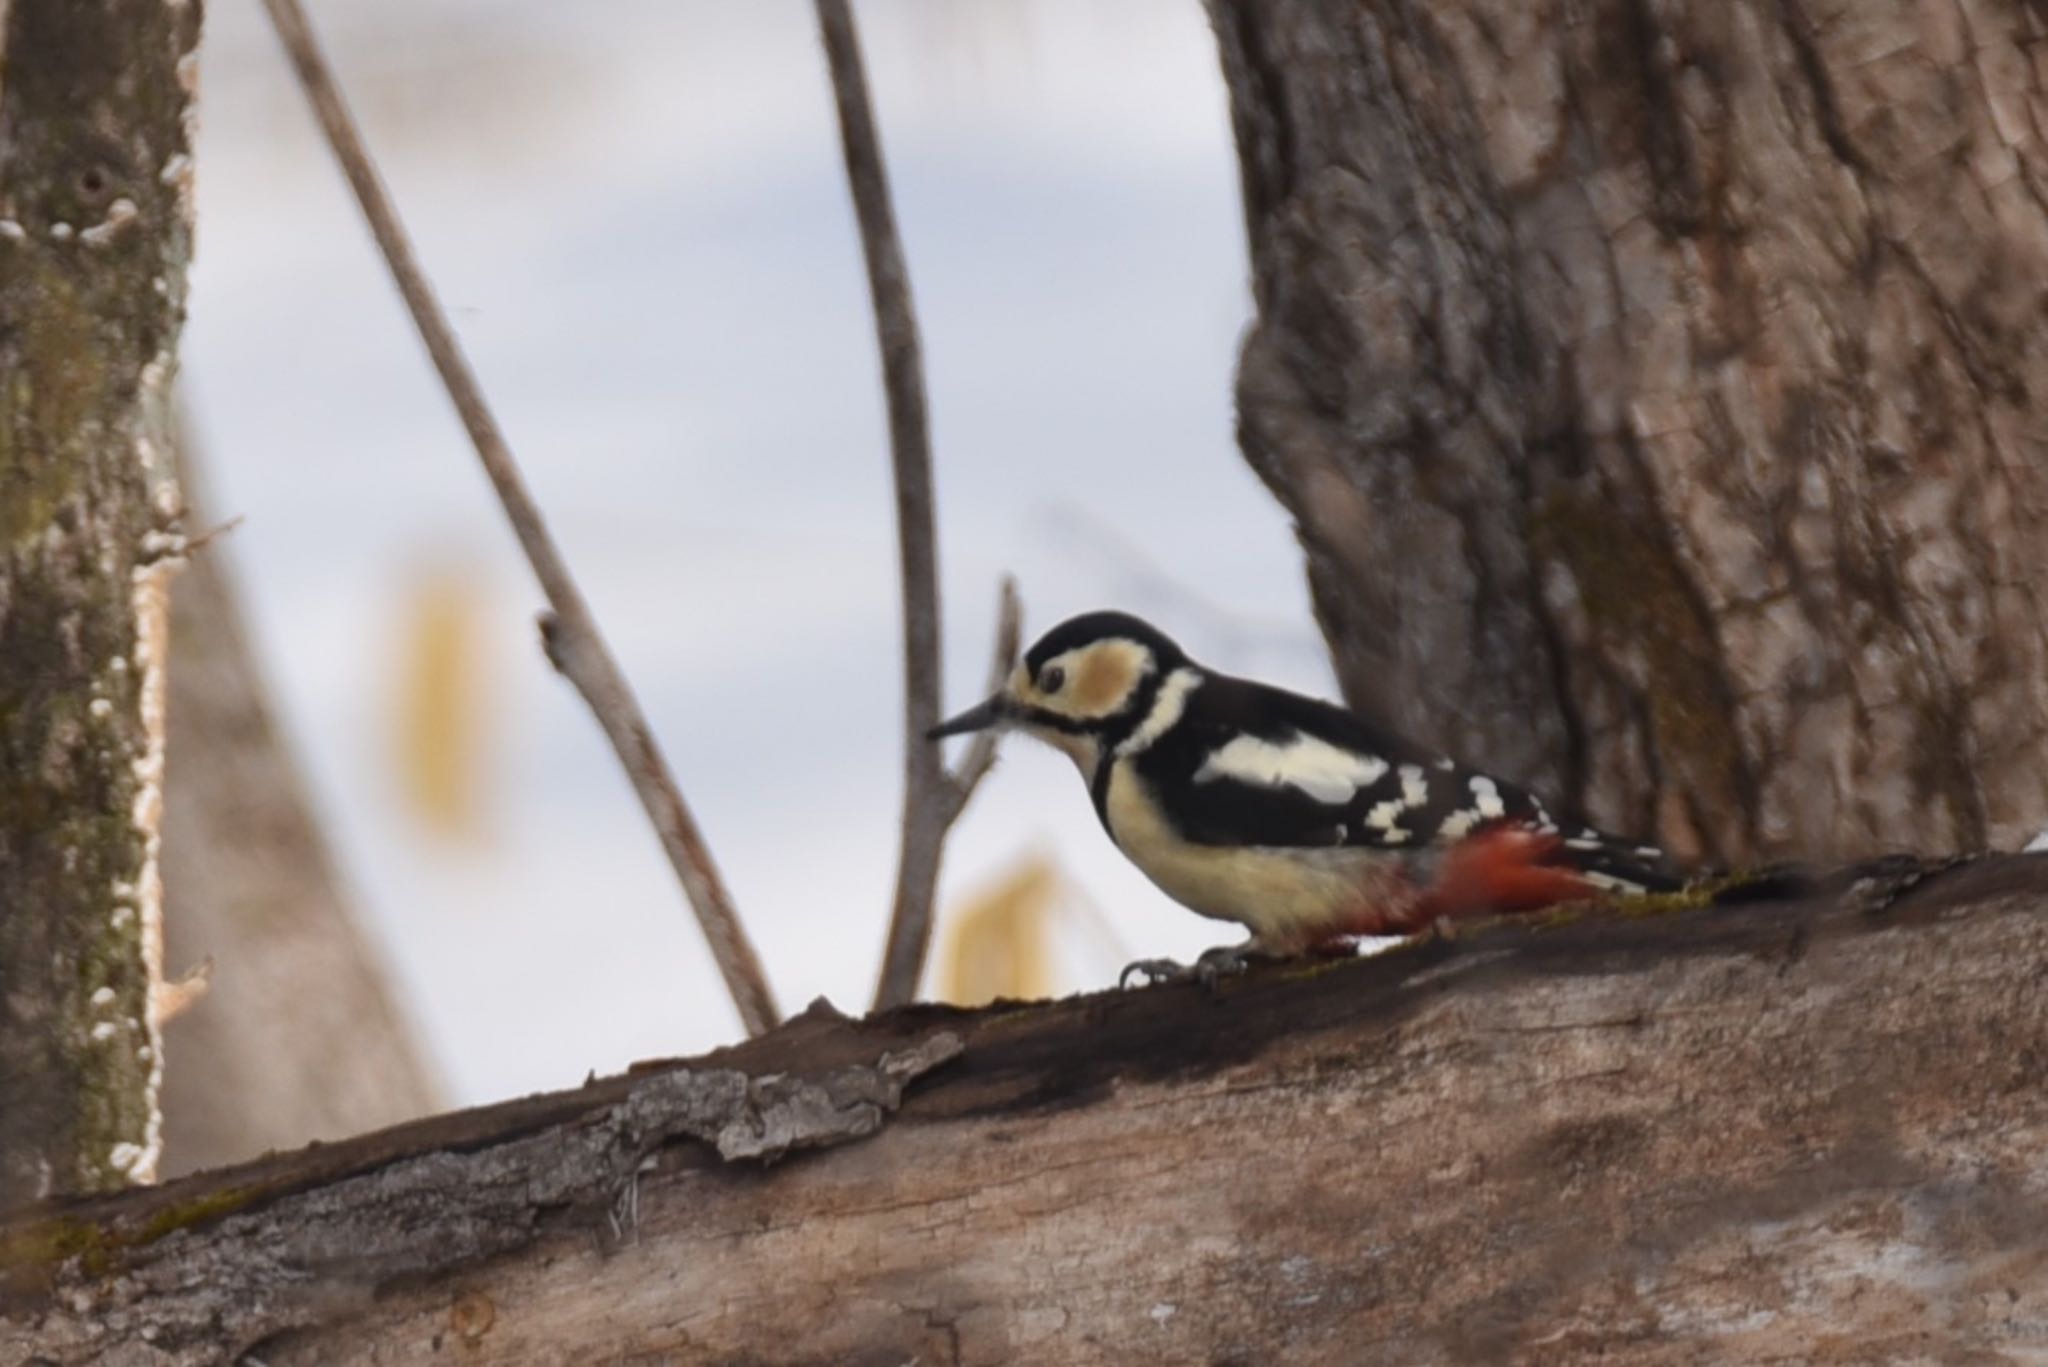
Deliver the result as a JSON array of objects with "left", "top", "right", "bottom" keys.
[{"left": 1118, "top": 944, "right": 1261, "bottom": 990}]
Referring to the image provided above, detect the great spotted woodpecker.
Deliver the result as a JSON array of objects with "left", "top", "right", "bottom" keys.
[{"left": 929, "top": 611, "right": 1681, "bottom": 983}]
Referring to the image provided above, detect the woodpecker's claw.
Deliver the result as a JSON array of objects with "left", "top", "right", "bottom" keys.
[
  {"left": 1118, "top": 957, "right": 1189, "bottom": 989},
  {"left": 1118, "top": 944, "right": 1258, "bottom": 990},
  {"left": 1194, "top": 944, "right": 1259, "bottom": 982}
]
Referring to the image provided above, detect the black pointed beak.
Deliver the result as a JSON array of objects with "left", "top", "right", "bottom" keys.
[{"left": 927, "top": 695, "right": 1008, "bottom": 740}]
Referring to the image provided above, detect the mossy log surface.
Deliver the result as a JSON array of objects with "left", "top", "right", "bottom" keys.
[
  {"left": 1208, "top": 0, "right": 2048, "bottom": 866},
  {"left": 0, "top": 0, "right": 201, "bottom": 1204},
  {"left": 3, "top": 855, "right": 2047, "bottom": 1364}
]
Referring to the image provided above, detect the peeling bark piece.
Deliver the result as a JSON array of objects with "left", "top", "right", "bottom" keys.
[{"left": 0, "top": 1028, "right": 963, "bottom": 1363}]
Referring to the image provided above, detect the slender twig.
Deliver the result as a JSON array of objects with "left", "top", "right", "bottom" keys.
[
  {"left": 181, "top": 514, "right": 246, "bottom": 557},
  {"left": 949, "top": 579, "right": 1023, "bottom": 804},
  {"left": 259, "top": 0, "right": 779, "bottom": 1037},
  {"left": 813, "top": 0, "right": 1014, "bottom": 1009},
  {"left": 875, "top": 576, "right": 1020, "bottom": 1010}
]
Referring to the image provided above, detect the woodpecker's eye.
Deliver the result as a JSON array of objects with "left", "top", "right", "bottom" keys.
[{"left": 1039, "top": 665, "right": 1066, "bottom": 694}]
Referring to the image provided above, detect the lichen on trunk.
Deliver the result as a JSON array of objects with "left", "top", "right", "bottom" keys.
[{"left": 0, "top": 0, "right": 202, "bottom": 1207}]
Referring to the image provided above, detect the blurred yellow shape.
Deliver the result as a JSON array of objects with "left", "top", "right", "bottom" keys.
[
  {"left": 393, "top": 567, "right": 485, "bottom": 841},
  {"left": 937, "top": 854, "right": 1059, "bottom": 1006}
]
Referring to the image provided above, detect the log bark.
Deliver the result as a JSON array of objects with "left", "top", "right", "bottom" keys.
[
  {"left": 1207, "top": 0, "right": 2048, "bottom": 866},
  {"left": 5, "top": 856, "right": 2048, "bottom": 1363},
  {"left": 158, "top": 450, "right": 439, "bottom": 1176},
  {"left": 0, "top": 0, "right": 202, "bottom": 1206}
]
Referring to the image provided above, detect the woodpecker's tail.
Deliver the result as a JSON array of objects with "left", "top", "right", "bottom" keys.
[
  {"left": 1544, "top": 825, "right": 1686, "bottom": 895},
  {"left": 1417, "top": 823, "right": 1685, "bottom": 923}
]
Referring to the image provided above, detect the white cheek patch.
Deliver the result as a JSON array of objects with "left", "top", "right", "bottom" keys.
[{"left": 1196, "top": 731, "right": 1390, "bottom": 805}]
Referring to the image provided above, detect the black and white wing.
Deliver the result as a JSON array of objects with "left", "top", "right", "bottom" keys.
[{"left": 1134, "top": 675, "right": 1679, "bottom": 892}]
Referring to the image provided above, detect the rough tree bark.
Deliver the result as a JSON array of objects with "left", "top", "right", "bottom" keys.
[
  {"left": 1208, "top": 0, "right": 2048, "bottom": 867},
  {"left": 0, "top": 0, "right": 202, "bottom": 1206},
  {"left": 158, "top": 450, "right": 439, "bottom": 1176},
  {"left": 3, "top": 857, "right": 2047, "bottom": 1363}
]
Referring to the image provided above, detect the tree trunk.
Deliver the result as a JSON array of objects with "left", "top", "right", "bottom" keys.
[
  {"left": 1207, "top": 0, "right": 2048, "bottom": 867},
  {"left": 157, "top": 444, "right": 440, "bottom": 1177},
  {"left": 0, "top": 0, "right": 202, "bottom": 1206},
  {"left": 3, "top": 857, "right": 2046, "bottom": 1364}
]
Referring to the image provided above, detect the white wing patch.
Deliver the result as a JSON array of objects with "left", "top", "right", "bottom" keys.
[
  {"left": 1437, "top": 808, "right": 1482, "bottom": 841},
  {"left": 1468, "top": 774, "right": 1508, "bottom": 819},
  {"left": 1195, "top": 730, "right": 1390, "bottom": 805},
  {"left": 1364, "top": 798, "right": 1406, "bottom": 832}
]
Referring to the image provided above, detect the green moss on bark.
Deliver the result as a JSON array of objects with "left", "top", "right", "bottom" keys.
[
  {"left": 0, "top": 1181, "right": 268, "bottom": 1303},
  {"left": 1530, "top": 487, "right": 1756, "bottom": 854},
  {"left": 0, "top": 0, "right": 201, "bottom": 1207}
]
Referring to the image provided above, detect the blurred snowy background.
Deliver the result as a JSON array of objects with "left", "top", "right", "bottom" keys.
[{"left": 182, "top": 0, "right": 1330, "bottom": 1107}]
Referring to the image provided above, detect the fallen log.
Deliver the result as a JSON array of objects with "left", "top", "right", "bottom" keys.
[{"left": 5, "top": 855, "right": 2047, "bottom": 1364}]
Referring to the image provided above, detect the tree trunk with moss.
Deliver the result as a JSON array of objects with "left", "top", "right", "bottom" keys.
[
  {"left": 0, "top": 0, "right": 202, "bottom": 1207},
  {"left": 1207, "top": 0, "right": 2048, "bottom": 868}
]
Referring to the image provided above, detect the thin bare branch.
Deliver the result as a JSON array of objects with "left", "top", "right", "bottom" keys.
[
  {"left": 180, "top": 514, "right": 245, "bottom": 558},
  {"left": 258, "top": 0, "right": 779, "bottom": 1037},
  {"left": 810, "top": 0, "right": 935, "bottom": 1001},
  {"left": 812, "top": 0, "right": 1003, "bottom": 1010},
  {"left": 870, "top": 575, "right": 1019, "bottom": 1010},
  {"left": 942, "top": 576, "right": 1022, "bottom": 815}
]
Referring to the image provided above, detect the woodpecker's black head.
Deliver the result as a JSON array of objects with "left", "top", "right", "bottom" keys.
[{"left": 928, "top": 612, "right": 1190, "bottom": 767}]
